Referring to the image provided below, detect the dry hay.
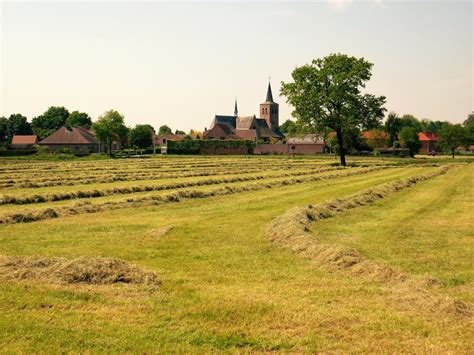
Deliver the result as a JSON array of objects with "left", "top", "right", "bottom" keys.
[
  {"left": 0, "top": 166, "right": 388, "bottom": 225},
  {"left": 268, "top": 166, "right": 472, "bottom": 317},
  {"left": 0, "top": 256, "right": 160, "bottom": 287},
  {"left": 147, "top": 225, "right": 175, "bottom": 238}
]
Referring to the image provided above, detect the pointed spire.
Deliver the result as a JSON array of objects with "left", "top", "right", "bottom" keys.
[
  {"left": 265, "top": 81, "right": 274, "bottom": 103},
  {"left": 234, "top": 97, "right": 238, "bottom": 116}
]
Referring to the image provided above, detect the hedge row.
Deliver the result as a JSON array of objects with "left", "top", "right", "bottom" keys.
[
  {"left": 0, "top": 150, "right": 37, "bottom": 157},
  {"left": 167, "top": 140, "right": 254, "bottom": 155}
]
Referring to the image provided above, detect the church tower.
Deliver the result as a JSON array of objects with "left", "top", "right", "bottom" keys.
[{"left": 260, "top": 82, "right": 279, "bottom": 130}]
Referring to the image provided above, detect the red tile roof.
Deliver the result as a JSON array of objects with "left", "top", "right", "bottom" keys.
[
  {"left": 361, "top": 131, "right": 388, "bottom": 140},
  {"left": 418, "top": 132, "right": 438, "bottom": 141},
  {"left": 11, "top": 135, "right": 38, "bottom": 145},
  {"left": 39, "top": 127, "right": 97, "bottom": 145}
]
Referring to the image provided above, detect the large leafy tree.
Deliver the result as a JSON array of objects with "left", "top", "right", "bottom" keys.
[
  {"left": 438, "top": 124, "right": 466, "bottom": 158},
  {"left": 128, "top": 124, "right": 153, "bottom": 149},
  {"left": 6, "top": 114, "right": 33, "bottom": 143},
  {"left": 31, "top": 106, "right": 70, "bottom": 139},
  {"left": 399, "top": 127, "right": 421, "bottom": 157},
  {"left": 384, "top": 112, "right": 401, "bottom": 147},
  {"left": 66, "top": 111, "right": 92, "bottom": 128},
  {"left": 281, "top": 53, "right": 386, "bottom": 165},
  {"left": 92, "top": 110, "right": 128, "bottom": 156}
]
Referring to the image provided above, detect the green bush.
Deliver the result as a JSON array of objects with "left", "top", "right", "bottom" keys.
[
  {"left": 0, "top": 150, "right": 37, "bottom": 157},
  {"left": 167, "top": 140, "right": 254, "bottom": 154}
]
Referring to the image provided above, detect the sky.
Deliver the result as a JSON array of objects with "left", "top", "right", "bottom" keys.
[{"left": 1, "top": 0, "right": 473, "bottom": 131}]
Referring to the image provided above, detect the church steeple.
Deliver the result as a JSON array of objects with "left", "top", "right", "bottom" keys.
[
  {"left": 265, "top": 82, "right": 274, "bottom": 103},
  {"left": 260, "top": 80, "right": 279, "bottom": 130},
  {"left": 234, "top": 98, "right": 238, "bottom": 116}
]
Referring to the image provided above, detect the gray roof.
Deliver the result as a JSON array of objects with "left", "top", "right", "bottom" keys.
[
  {"left": 236, "top": 116, "right": 256, "bottom": 130},
  {"left": 210, "top": 115, "right": 236, "bottom": 129}
]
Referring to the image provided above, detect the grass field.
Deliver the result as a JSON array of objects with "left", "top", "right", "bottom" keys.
[{"left": 0, "top": 155, "right": 472, "bottom": 352}]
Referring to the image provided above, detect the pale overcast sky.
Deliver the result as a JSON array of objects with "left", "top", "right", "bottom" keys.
[{"left": 1, "top": 1, "right": 473, "bottom": 131}]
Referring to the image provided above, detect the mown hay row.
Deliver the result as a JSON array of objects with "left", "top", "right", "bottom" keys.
[
  {"left": 0, "top": 166, "right": 387, "bottom": 225},
  {"left": 0, "top": 166, "right": 351, "bottom": 205},
  {"left": 0, "top": 165, "right": 339, "bottom": 189},
  {"left": 0, "top": 256, "right": 160, "bottom": 287},
  {"left": 267, "top": 166, "right": 471, "bottom": 317}
]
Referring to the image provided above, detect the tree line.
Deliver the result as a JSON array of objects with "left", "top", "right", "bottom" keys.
[{"left": 0, "top": 107, "right": 195, "bottom": 155}]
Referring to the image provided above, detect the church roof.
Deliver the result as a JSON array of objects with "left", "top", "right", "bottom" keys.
[
  {"left": 265, "top": 82, "right": 274, "bottom": 103},
  {"left": 255, "top": 119, "right": 283, "bottom": 138},
  {"left": 211, "top": 115, "right": 236, "bottom": 129},
  {"left": 236, "top": 116, "right": 256, "bottom": 130}
]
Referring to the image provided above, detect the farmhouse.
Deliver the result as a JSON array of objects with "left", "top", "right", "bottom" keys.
[
  {"left": 11, "top": 135, "right": 38, "bottom": 149},
  {"left": 39, "top": 126, "right": 101, "bottom": 153},
  {"left": 204, "top": 83, "right": 284, "bottom": 142},
  {"left": 418, "top": 132, "right": 438, "bottom": 154}
]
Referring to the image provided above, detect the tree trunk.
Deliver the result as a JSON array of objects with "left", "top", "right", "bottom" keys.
[
  {"left": 336, "top": 130, "right": 346, "bottom": 166},
  {"left": 452, "top": 148, "right": 455, "bottom": 159},
  {"left": 108, "top": 135, "right": 113, "bottom": 157}
]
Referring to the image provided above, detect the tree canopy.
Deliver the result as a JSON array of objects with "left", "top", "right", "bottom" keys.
[
  {"left": 438, "top": 124, "right": 467, "bottom": 158},
  {"left": 281, "top": 53, "right": 386, "bottom": 165},
  {"left": 66, "top": 111, "right": 92, "bottom": 128},
  {"left": 399, "top": 127, "right": 420, "bottom": 157},
  {"left": 92, "top": 110, "right": 128, "bottom": 156},
  {"left": 158, "top": 125, "right": 172, "bottom": 136},
  {"left": 31, "top": 106, "right": 70, "bottom": 139},
  {"left": 5, "top": 114, "right": 33, "bottom": 144},
  {"left": 129, "top": 124, "right": 153, "bottom": 149}
]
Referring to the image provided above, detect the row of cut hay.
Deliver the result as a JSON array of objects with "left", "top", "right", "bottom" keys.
[
  {"left": 0, "top": 166, "right": 387, "bottom": 224},
  {"left": 0, "top": 164, "right": 335, "bottom": 189},
  {"left": 0, "top": 157, "right": 328, "bottom": 174},
  {"left": 0, "top": 160, "right": 331, "bottom": 181},
  {"left": 267, "top": 166, "right": 471, "bottom": 317},
  {"left": 0, "top": 166, "right": 351, "bottom": 205},
  {"left": 0, "top": 255, "right": 160, "bottom": 287}
]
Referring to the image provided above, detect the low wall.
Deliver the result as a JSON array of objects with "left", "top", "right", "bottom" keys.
[
  {"left": 200, "top": 147, "right": 248, "bottom": 155},
  {"left": 254, "top": 144, "right": 324, "bottom": 155}
]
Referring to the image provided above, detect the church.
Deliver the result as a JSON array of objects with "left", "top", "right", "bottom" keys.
[{"left": 203, "top": 82, "right": 284, "bottom": 141}]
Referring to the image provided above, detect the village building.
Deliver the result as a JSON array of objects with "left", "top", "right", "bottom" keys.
[
  {"left": 11, "top": 135, "right": 38, "bottom": 149},
  {"left": 204, "top": 83, "right": 284, "bottom": 142},
  {"left": 39, "top": 126, "right": 101, "bottom": 153},
  {"left": 418, "top": 132, "right": 438, "bottom": 154}
]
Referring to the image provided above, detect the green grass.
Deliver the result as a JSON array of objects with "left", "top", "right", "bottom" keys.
[
  {"left": 0, "top": 157, "right": 472, "bottom": 352},
  {"left": 310, "top": 164, "right": 474, "bottom": 302}
]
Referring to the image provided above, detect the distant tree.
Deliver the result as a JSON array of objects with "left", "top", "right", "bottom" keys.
[
  {"left": 399, "top": 114, "right": 422, "bottom": 132},
  {"left": 328, "top": 127, "right": 370, "bottom": 154},
  {"left": 128, "top": 124, "right": 153, "bottom": 149},
  {"left": 365, "top": 129, "right": 387, "bottom": 149},
  {"left": 31, "top": 106, "right": 70, "bottom": 139},
  {"left": 438, "top": 124, "right": 467, "bottom": 158},
  {"left": 66, "top": 111, "right": 92, "bottom": 128},
  {"left": 92, "top": 110, "right": 128, "bottom": 156},
  {"left": 280, "top": 120, "right": 297, "bottom": 136},
  {"left": 463, "top": 112, "right": 474, "bottom": 147},
  {"left": 158, "top": 125, "right": 172, "bottom": 136},
  {"left": 175, "top": 129, "right": 185, "bottom": 135},
  {"left": 0, "top": 116, "right": 8, "bottom": 145},
  {"left": 281, "top": 53, "right": 386, "bottom": 165},
  {"left": 142, "top": 124, "right": 155, "bottom": 134},
  {"left": 6, "top": 114, "right": 33, "bottom": 144},
  {"left": 384, "top": 112, "right": 401, "bottom": 146},
  {"left": 399, "top": 126, "right": 421, "bottom": 157},
  {"left": 464, "top": 112, "right": 474, "bottom": 126}
]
